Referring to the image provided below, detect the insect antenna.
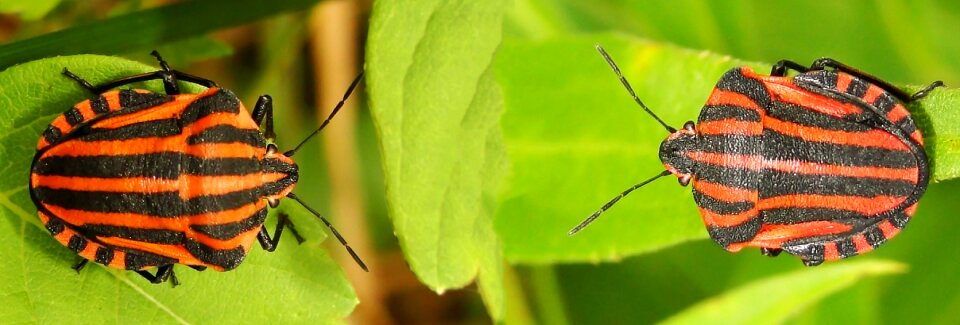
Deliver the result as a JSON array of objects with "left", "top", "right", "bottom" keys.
[
  {"left": 284, "top": 71, "right": 365, "bottom": 157},
  {"left": 569, "top": 170, "right": 672, "bottom": 236},
  {"left": 596, "top": 44, "right": 676, "bottom": 133},
  {"left": 287, "top": 192, "right": 369, "bottom": 272}
]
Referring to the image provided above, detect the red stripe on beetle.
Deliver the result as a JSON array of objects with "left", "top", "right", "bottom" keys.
[
  {"left": 764, "top": 81, "right": 864, "bottom": 118},
  {"left": 836, "top": 73, "right": 853, "bottom": 93},
  {"left": 823, "top": 242, "right": 841, "bottom": 260},
  {"left": 697, "top": 119, "right": 762, "bottom": 136},
  {"left": 758, "top": 194, "right": 906, "bottom": 216},
  {"left": 728, "top": 221, "right": 854, "bottom": 250},
  {"left": 862, "top": 85, "right": 886, "bottom": 103},
  {"left": 910, "top": 130, "right": 924, "bottom": 145},
  {"left": 887, "top": 104, "right": 910, "bottom": 123},
  {"left": 764, "top": 116, "right": 910, "bottom": 151},
  {"left": 691, "top": 152, "right": 918, "bottom": 182},
  {"left": 853, "top": 234, "right": 873, "bottom": 254},
  {"left": 693, "top": 180, "right": 757, "bottom": 203},
  {"left": 878, "top": 220, "right": 901, "bottom": 238},
  {"left": 699, "top": 206, "right": 758, "bottom": 227},
  {"left": 705, "top": 89, "right": 764, "bottom": 113}
]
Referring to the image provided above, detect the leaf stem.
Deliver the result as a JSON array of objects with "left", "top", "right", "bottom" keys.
[{"left": 528, "top": 265, "right": 570, "bottom": 325}]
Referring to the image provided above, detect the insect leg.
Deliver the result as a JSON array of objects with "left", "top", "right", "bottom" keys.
[
  {"left": 71, "top": 51, "right": 217, "bottom": 95},
  {"left": 149, "top": 50, "right": 219, "bottom": 88},
  {"left": 802, "top": 258, "right": 824, "bottom": 267},
  {"left": 72, "top": 259, "right": 89, "bottom": 273},
  {"left": 84, "top": 69, "right": 220, "bottom": 95},
  {"left": 909, "top": 80, "right": 945, "bottom": 101},
  {"left": 770, "top": 60, "right": 810, "bottom": 76},
  {"left": 149, "top": 50, "right": 182, "bottom": 95},
  {"left": 760, "top": 248, "right": 782, "bottom": 257},
  {"left": 257, "top": 213, "right": 305, "bottom": 252},
  {"left": 810, "top": 58, "right": 915, "bottom": 101},
  {"left": 135, "top": 264, "right": 178, "bottom": 285},
  {"left": 170, "top": 71, "right": 218, "bottom": 89},
  {"left": 252, "top": 95, "right": 276, "bottom": 141}
]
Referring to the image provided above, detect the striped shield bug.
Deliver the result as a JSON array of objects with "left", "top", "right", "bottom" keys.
[
  {"left": 29, "top": 51, "right": 367, "bottom": 285},
  {"left": 569, "top": 45, "right": 944, "bottom": 266}
]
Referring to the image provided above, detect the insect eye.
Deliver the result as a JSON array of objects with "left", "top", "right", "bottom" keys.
[
  {"left": 677, "top": 174, "right": 692, "bottom": 187},
  {"left": 683, "top": 121, "right": 696, "bottom": 134}
]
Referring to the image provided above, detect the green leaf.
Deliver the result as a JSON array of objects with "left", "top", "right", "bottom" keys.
[
  {"left": 914, "top": 87, "right": 960, "bottom": 181},
  {"left": 0, "top": 55, "right": 356, "bottom": 323},
  {"left": 494, "top": 34, "right": 757, "bottom": 263},
  {"left": 366, "top": 0, "right": 508, "bottom": 320},
  {"left": 658, "top": 260, "right": 906, "bottom": 325},
  {"left": 0, "top": 0, "right": 320, "bottom": 70},
  {"left": 0, "top": 0, "right": 60, "bottom": 20},
  {"left": 494, "top": 33, "right": 960, "bottom": 264}
]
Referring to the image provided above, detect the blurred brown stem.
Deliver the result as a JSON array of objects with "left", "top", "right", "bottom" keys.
[{"left": 308, "top": 1, "right": 391, "bottom": 324}]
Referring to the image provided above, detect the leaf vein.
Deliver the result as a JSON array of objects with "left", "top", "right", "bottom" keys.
[
  {"left": 113, "top": 273, "right": 192, "bottom": 325},
  {"left": 19, "top": 220, "right": 39, "bottom": 324}
]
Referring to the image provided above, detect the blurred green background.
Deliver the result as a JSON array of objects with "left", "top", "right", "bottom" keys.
[{"left": 1, "top": 0, "right": 959, "bottom": 324}]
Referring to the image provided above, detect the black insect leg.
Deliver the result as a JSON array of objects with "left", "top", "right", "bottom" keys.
[
  {"left": 909, "top": 80, "right": 945, "bottom": 101},
  {"left": 88, "top": 71, "right": 218, "bottom": 95},
  {"left": 76, "top": 259, "right": 181, "bottom": 285},
  {"left": 64, "top": 51, "right": 218, "bottom": 95},
  {"left": 72, "top": 259, "right": 89, "bottom": 273},
  {"left": 257, "top": 213, "right": 305, "bottom": 252},
  {"left": 147, "top": 50, "right": 220, "bottom": 87},
  {"left": 809, "top": 58, "right": 915, "bottom": 101},
  {"left": 251, "top": 95, "right": 276, "bottom": 141},
  {"left": 151, "top": 50, "right": 173, "bottom": 72},
  {"left": 188, "top": 265, "right": 208, "bottom": 272},
  {"left": 802, "top": 258, "right": 824, "bottom": 267},
  {"left": 760, "top": 248, "right": 782, "bottom": 257},
  {"left": 770, "top": 60, "right": 810, "bottom": 76},
  {"left": 136, "top": 264, "right": 178, "bottom": 286},
  {"left": 61, "top": 68, "right": 98, "bottom": 93},
  {"left": 150, "top": 50, "right": 181, "bottom": 95}
]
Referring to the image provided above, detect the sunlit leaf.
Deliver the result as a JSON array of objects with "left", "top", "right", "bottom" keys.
[
  {"left": 659, "top": 260, "right": 906, "bottom": 325},
  {"left": 365, "top": 0, "right": 508, "bottom": 320}
]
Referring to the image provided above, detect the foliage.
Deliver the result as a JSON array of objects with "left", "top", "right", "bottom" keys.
[
  {"left": 365, "top": 0, "right": 508, "bottom": 319},
  {"left": 660, "top": 261, "right": 906, "bottom": 325},
  {"left": 2, "top": 0, "right": 960, "bottom": 324}
]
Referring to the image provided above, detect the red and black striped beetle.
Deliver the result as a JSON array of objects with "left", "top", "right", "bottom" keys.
[
  {"left": 570, "top": 45, "right": 943, "bottom": 266},
  {"left": 29, "top": 51, "right": 366, "bottom": 284}
]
